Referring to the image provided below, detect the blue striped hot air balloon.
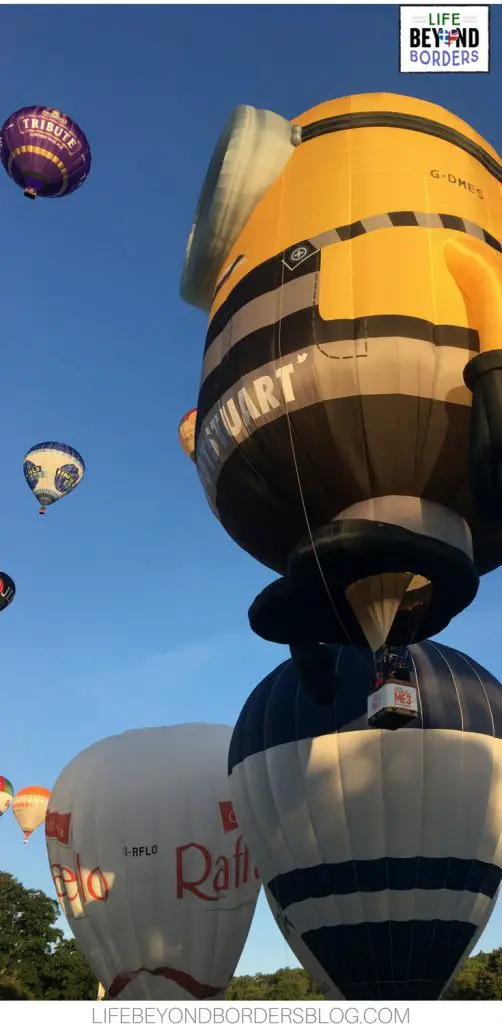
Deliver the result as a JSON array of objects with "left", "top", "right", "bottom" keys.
[{"left": 229, "top": 640, "right": 502, "bottom": 1000}]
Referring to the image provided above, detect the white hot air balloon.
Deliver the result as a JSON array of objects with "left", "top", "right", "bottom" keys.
[{"left": 45, "top": 724, "right": 260, "bottom": 999}]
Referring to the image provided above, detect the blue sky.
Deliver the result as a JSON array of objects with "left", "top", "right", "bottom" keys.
[{"left": 0, "top": 2, "right": 501, "bottom": 977}]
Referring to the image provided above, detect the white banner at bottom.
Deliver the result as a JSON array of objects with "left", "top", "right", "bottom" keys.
[{"left": 1, "top": 1001, "right": 501, "bottom": 1024}]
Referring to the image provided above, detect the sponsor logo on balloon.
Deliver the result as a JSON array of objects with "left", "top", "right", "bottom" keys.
[
  {"left": 176, "top": 833, "right": 260, "bottom": 902},
  {"left": 50, "top": 852, "right": 111, "bottom": 914},
  {"left": 45, "top": 810, "right": 71, "bottom": 845},
  {"left": 218, "top": 799, "right": 239, "bottom": 833},
  {"left": 197, "top": 356, "right": 306, "bottom": 490},
  {"left": 17, "top": 112, "right": 81, "bottom": 153}
]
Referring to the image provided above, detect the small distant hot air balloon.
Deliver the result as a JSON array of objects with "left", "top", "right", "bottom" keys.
[
  {"left": 0, "top": 572, "right": 15, "bottom": 612},
  {"left": 24, "top": 442, "right": 85, "bottom": 515},
  {"left": 13, "top": 786, "right": 51, "bottom": 843},
  {"left": 0, "top": 106, "right": 91, "bottom": 200},
  {"left": 178, "top": 408, "right": 197, "bottom": 462},
  {"left": 0, "top": 777, "right": 14, "bottom": 816}
]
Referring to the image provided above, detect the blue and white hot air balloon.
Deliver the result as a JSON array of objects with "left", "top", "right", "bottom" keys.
[
  {"left": 24, "top": 442, "right": 85, "bottom": 515},
  {"left": 229, "top": 641, "right": 502, "bottom": 1000}
]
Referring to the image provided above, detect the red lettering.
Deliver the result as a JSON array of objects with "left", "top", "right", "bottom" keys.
[
  {"left": 45, "top": 811, "right": 71, "bottom": 845},
  {"left": 176, "top": 836, "right": 260, "bottom": 901},
  {"left": 50, "top": 863, "right": 78, "bottom": 902},
  {"left": 233, "top": 835, "right": 244, "bottom": 887},
  {"left": 76, "top": 852, "right": 88, "bottom": 905},
  {"left": 176, "top": 843, "right": 219, "bottom": 902},
  {"left": 50, "top": 853, "right": 110, "bottom": 908},
  {"left": 87, "top": 867, "right": 109, "bottom": 901},
  {"left": 242, "top": 842, "right": 250, "bottom": 885},
  {"left": 213, "top": 855, "right": 230, "bottom": 893}
]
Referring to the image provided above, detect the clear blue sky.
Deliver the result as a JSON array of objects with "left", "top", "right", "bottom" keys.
[{"left": 1, "top": 2, "right": 502, "bottom": 977}]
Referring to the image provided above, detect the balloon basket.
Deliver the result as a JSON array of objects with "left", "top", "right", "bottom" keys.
[{"left": 23, "top": 187, "right": 37, "bottom": 200}]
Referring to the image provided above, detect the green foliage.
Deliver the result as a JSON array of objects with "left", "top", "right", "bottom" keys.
[
  {"left": 443, "top": 948, "right": 502, "bottom": 1000},
  {"left": 226, "top": 952, "right": 502, "bottom": 1001},
  {"left": 226, "top": 968, "right": 326, "bottom": 1000},
  {"left": 0, "top": 977, "right": 33, "bottom": 1000},
  {"left": 0, "top": 871, "right": 97, "bottom": 1000}
]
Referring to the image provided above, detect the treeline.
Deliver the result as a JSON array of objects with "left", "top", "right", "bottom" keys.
[
  {"left": 226, "top": 953, "right": 502, "bottom": 1000},
  {"left": 1, "top": 870, "right": 501, "bottom": 1000}
]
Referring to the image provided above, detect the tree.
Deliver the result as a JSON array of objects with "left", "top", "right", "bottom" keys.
[
  {"left": 38, "top": 938, "right": 97, "bottom": 1000},
  {"left": 0, "top": 871, "right": 96, "bottom": 999},
  {"left": 226, "top": 968, "right": 325, "bottom": 1000},
  {"left": 0, "top": 871, "right": 63, "bottom": 998},
  {"left": 444, "top": 948, "right": 502, "bottom": 1000},
  {"left": 0, "top": 978, "right": 33, "bottom": 1000}
]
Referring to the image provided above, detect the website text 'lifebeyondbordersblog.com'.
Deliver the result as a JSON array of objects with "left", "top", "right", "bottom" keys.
[{"left": 91, "top": 1007, "right": 412, "bottom": 1024}]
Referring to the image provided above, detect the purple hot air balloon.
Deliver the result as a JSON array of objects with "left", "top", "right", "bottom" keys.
[{"left": 0, "top": 106, "right": 91, "bottom": 200}]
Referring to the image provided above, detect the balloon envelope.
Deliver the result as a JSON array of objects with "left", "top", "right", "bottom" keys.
[
  {"left": 229, "top": 641, "right": 502, "bottom": 1000},
  {"left": 0, "top": 106, "right": 91, "bottom": 198},
  {"left": 0, "top": 777, "right": 13, "bottom": 816},
  {"left": 45, "top": 724, "right": 260, "bottom": 999},
  {"left": 13, "top": 786, "right": 51, "bottom": 842},
  {"left": 0, "top": 572, "right": 15, "bottom": 612},
  {"left": 24, "top": 442, "right": 85, "bottom": 513},
  {"left": 178, "top": 409, "right": 197, "bottom": 461}
]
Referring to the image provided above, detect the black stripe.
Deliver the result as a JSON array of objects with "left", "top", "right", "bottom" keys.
[
  {"left": 335, "top": 220, "right": 366, "bottom": 240},
  {"left": 388, "top": 211, "right": 419, "bottom": 227},
  {"left": 204, "top": 215, "right": 501, "bottom": 356},
  {"left": 204, "top": 248, "right": 313, "bottom": 352},
  {"left": 212, "top": 254, "right": 246, "bottom": 302},
  {"left": 301, "top": 919, "right": 477, "bottom": 998},
  {"left": 197, "top": 310, "right": 478, "bottom": 428},
  {"left": 439, "top": 213, "right": 468, "bottom": 232},
  {"left": 267, "top": 856, "right": 501, "bottom": 907},
  {"left": 300, "top": 111, "right": 502, "bottom": 182}
]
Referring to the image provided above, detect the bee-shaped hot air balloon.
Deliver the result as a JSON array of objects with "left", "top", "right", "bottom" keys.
[
  {"left": 181, "top": 94, "right": 502, "bottom": 693},
  {"left": 24, "top": 442, "right": 85, "bottom": 515},
  {"left": 0, "top": 106, "right": 91, "bottom": 200}
]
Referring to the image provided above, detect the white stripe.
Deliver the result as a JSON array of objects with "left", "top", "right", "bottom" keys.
[{"left": 269, "top": 887, "right": 494, "bottom": 933}]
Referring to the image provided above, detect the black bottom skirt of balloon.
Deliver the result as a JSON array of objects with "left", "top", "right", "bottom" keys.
[{"left": 249, "top": 518, "right": 479, "bottom": 649}]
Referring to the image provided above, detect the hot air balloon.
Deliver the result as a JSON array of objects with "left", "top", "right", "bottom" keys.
[
  {"left": 181, "top": 93, "right": 502, "bottom": 686},
  {"left": 24, "top": 442, "right": 85, "bottom": 515},
  {"left": 0, "top": 777, "right": 14, "bottom": 816},
  {"left": 13, "top": 786, "right": 51, "bottom": 843},
  {"left": 178, "top": 408, "right": 197, "bottom": 461},
  {"left": 45, "top": 724, "right": 260, "bottom": 1000},
  {"left": 229, "top": 640, "right": 502, "bottom": 1000},
  {"left": 0, "top": 572, "right": 15, "bottom": 612},
  {"left": 0, "top": 106, "right": 91, "bottom": 200}
]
